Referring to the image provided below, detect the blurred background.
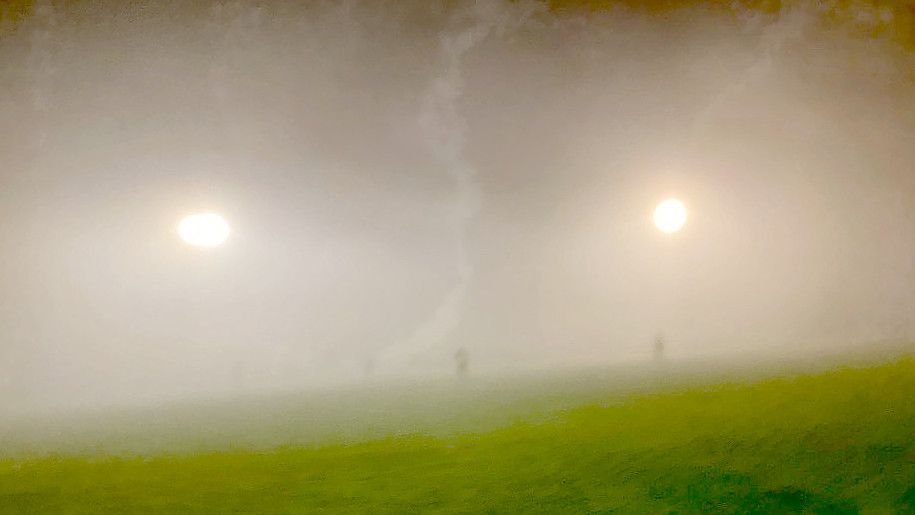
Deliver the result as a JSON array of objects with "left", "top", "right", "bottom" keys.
[{"left": 0, "top": 0, "right": 913, "bottom": 407}]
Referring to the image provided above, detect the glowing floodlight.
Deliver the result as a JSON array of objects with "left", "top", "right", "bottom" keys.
[
  {"left": 177, "top": 213, "right": 230, "bottom": 247},
  {"left": 653, "top": 198, "right": 687, "bottom": 234}
]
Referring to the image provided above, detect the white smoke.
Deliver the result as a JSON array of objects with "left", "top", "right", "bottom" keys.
[{"left": 380, "top": 2, "right": 540, "bottom": 370}]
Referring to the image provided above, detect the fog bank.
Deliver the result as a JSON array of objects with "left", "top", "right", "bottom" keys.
[{"left": 1, "top": 1, "right": 913, "bottom": 408}]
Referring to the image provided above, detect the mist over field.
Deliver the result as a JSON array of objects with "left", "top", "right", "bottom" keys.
[{"left": 1, "top": 0, "right": 914, "bottom": 410}]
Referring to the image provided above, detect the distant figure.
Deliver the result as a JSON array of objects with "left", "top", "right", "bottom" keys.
[
  {"left": 364, "top": 358, "right": 375, "bottom": 378},
  {"left": 653, "top": 334, "right": 665, "bottom": 363},
  {"left": 454, "top": 347, "right": 469, "bottom": 377}
]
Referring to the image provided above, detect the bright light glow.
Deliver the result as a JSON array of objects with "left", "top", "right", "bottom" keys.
[
  {"left": 653, "top": 198, "right": 687, "bottom": 234},
  {"left": 177, "top": 213, "right": 230, "bottom": 247}
]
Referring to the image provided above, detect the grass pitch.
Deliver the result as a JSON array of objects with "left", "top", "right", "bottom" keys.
[{"left": 1, "top": 358, "right": 913, "bottom": 513}]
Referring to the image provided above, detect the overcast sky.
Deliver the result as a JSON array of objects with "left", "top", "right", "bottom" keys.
[{"left": 1, "top": 0, "right": 914, "bottom": 407}]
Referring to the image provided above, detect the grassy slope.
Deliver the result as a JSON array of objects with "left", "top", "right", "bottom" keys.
[{"left": 0, "top": 359, "right": 913, "bottom": 513}]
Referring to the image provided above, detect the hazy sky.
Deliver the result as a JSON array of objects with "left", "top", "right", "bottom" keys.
[{"left": 1, "top": 0, "right": 914, "bottom": 407}]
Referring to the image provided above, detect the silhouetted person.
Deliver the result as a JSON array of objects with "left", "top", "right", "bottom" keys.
[
  {"left": 653, "top": 334, "right": 665, "bottom": 363},
  {"left": 454, "top": 347, "right": 469, "bottom": 377}
]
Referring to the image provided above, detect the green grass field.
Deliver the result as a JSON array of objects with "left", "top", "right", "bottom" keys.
[{"left": 1, "top": 358, "right": 914, "bottom": 513}]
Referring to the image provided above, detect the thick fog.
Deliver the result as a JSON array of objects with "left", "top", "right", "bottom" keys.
[{"left": 1, "top": 1, "right": 914, "bottom": 408}]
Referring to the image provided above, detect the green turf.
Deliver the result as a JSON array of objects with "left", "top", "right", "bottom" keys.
[{"left": 1, "top": 358, "right": 913, "bottom": 513}]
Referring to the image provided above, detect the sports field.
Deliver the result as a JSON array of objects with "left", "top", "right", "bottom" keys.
[{"left": 1, "top": 357, "right": 913, "bottom": 513}]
